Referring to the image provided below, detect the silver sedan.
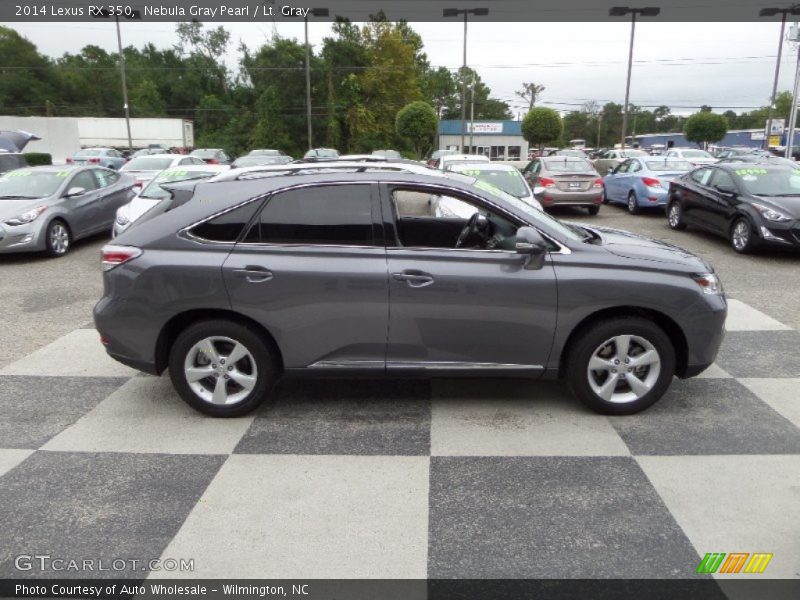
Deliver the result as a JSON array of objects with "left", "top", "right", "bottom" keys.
[{"left": 0, "top": 165, "right": 134, "bottom": 257}]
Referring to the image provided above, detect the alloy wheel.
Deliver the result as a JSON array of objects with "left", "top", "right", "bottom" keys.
[
  {"left": 668, "top": 203, "right": 681, "bottom": 228},
  {"left": 183, "top": 336, "right": 258, "bottom": 405},
  {"left": 586, "top": 335, "right": 661, "bottom": 404},
  {"left": 49, "top": 223, "right": 70, "bottom": 255},
  {"left": 732, "top": 220, "right": 750, "bottom": 251}
]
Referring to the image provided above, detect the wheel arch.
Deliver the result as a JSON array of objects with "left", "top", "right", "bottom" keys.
[
  {"left": 557, "top": 305, "right": 689, "bottom": 379},
  {"left": 154, "top": 309, "right": 284, "bottom": 375}
]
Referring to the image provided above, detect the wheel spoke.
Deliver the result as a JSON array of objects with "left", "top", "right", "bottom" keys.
[
  {"left": 186, "top": 366, "right": 214, "bottom": 382},
  {"left": 211, "top": 376, "right": 228, "bottom": 404},
  {"left": 628, "top": 350, "right": 658, "bottom": 368},
  {"left": 589, "top": 355, "right": 615, "bottom": 372},
  {"left": 198, "top": 339, "right": 220, "bottom": 364},
  {"left": 597, "top": 375, "right": 618, "bottom": 401},
  {"left": 226, "top": 342, "right": 248, "bottom": 365},
  {"left": 614, "top": 335, "right": 631, "bottom": 361},
  {"left": 625, "top": 372, "right": 651, "bottom": 398},
  {"left": 229, "top": 369, "right": 256, "bottom": 392}
]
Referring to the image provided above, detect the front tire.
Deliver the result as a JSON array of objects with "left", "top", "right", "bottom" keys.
[
  {"left": 627, "top": 191, "right": 640, "bottom": 215},
  {"left": 168, "top": 319, "right": 279, "bottom": 417},
  {"left": 730, "top": 217, "right": 758, "bottom": 254},
  {"left": 587, "top": 205, "right": 600, "bottom": 215},
  {"left": 566, "top": 317, "right": 676, "bottom": 415},
  {"left": 45, "top": 219, "right": 71, "bottom": 257}
]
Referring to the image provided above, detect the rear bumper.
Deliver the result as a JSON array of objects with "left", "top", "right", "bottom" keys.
[{"left": 539, "top": 190, "right": 603, "bottom": 207}]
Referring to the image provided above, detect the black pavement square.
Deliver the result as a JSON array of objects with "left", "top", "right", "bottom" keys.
[
  {"left": 0, "top": 451, "right": 226, "bottom": 578},
  {"left": 715, "top": 330, "right": 800, "bottom": 378},
  {"left": 235, "top": 378, "right": 431, "bottom": 455},
  {"left": 428, "top": 456, "right": 702, "bottom": 578},
  {"left": 0, "top": 375, "right": 128, "bottom": 449},
  {"left": 611, "top": 378, "right": 800, "bottom": 455}
]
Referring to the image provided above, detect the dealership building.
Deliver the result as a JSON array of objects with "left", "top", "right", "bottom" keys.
[{"left": 438, "top": 120, "right": 528, "bottom": 160}]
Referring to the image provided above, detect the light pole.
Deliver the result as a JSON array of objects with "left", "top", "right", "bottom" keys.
[
  {"left": 469, "top": 75, "right": 476, "bottom": 153},
  {"left": 444, "top": 7, "right": 489, "bottom": 152},
  {"left": 786, "top": 24, "right": 800, "bottom": 156},
  {"left": 304, "top": 8, "right": 329, "bottom": 151},
  {"left": 609, "top": 6, "right": 660, "bottom": 149},
  {"left": 760, "top": 5, "right": 800, "bottom": 149},
  {"left": 93, "top": 9, "right": 141, "bottom": 152}
]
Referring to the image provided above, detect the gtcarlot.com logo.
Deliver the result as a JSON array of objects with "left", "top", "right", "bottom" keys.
[
  {"left": 14, "top": 554, "right": 194, "bottom": 573},
  {"left": 696, "top": 552, "right": 773, "bottom": 574}
]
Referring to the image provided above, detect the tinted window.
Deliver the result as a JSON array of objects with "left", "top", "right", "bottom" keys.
[
  {"left": 615, "top": 161, "right": 630, "bottom": 174},
  {"left": 691, "top": 168, "right": 713, "bottom": 186},
  {"left": 711, "top": 170, "right": 737, "bottom": 191},
  {"left": 190, "top": 201, "right": 261, "bottom": 242},
  {"left": 0, "top": 154, "right": 26, "bottom": 173},
  {"left": 94, "top": 169, "right": 119, "bottom": 187},
  {"left": 247, "top": 184, "right": 374, "bottom": 246},
  {"left": 69, "top": 170, "right": 98, "bottom": 192}
]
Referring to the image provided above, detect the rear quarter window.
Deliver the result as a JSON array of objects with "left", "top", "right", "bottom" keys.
[{"left": 189, "top": 201, "right": 262, "bottom": 243}]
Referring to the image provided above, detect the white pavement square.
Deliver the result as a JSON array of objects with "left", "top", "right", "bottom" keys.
[
  {"left": 739, "top": 378, "right": 800, "bottom": 430},
  {"left": 0, "top": 449, "right": 34, "bottom": 478},
  {"left": 158, "top": 455, "right": 430, "bottom": 578},
  {"left": 0, "top": 329, "right": 137, "bottom": 378},
  {"left": 636, "top": 455, "right": 800, "bottom": 579},
  {"left": 724, "top": 299, "right": 792, "bottom": 332},
  {"left": 42, "top": 376, "right": 255, "bottom": 455}
]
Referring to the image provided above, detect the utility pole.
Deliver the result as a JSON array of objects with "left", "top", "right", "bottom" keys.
[
  {"left": 786, "top": 27, "right": 800, "bottom": 157},
  {"left": 760, "top": 5, "right": 800, "bottom": 149},
  {"left": 469, "top": 76, "right": 476, "bottom": 153},
  {"left": 114, "top": 14, "right": 133, "bottom": 152},
  {"left": 304, "top": 8, "right": 329, "bottom": 152}
]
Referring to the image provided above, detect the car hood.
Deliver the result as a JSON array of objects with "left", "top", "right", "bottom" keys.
[
  {"left": 0, "top": 198, "right": 51, "bottom": 220},
  {"left": 125, "top": 196, "right": 161, "bottom": 221},
  {"left": 752, "top": 195, "right": 800, "bottom": 219},
  {"left": 590, "top": 225, "right": 712, "bottom": 271}
]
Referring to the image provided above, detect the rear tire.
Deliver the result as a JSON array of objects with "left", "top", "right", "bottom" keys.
[
  {"left": 566, "top": 317, "right": 676, "bottom": 415},
  {"left": 601, "top": 186, "right": 610, "bottom": 204},
  {"left": 667, "top": 200, "right": 687, "bottom": 230},
  {"left": 168, "top": 319, "right": 279, "bottom": 417},
  {"left": 587, "top": 205, "right": 600, "bottom": 215},
  {"left": 627, "top": 191, "right": 640, "bottom": 215}
]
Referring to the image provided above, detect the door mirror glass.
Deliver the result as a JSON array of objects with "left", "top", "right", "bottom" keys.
[
  {"left": 716, "top": 183, "right": 736, "bottom": 195},
  {"left": 65, "top": 186, "right": 86, "bottom": 197}
]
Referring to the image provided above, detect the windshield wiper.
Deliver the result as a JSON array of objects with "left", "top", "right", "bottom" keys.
[
  {"left": 760, "top": 193, "right": 800, "bottom": 197},
  {"left": 0, "top": 195, "right": 41, "bottom": 199}
]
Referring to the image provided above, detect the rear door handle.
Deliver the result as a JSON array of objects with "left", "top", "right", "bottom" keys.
[
  {"left": 392, "top": 271, "right": 434, "bottom": 288},
  {"left": 233, "top": 266, "right": 273, "bottom": 283}
]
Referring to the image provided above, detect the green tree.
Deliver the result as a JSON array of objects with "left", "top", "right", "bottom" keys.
[
  {"left": 395, "top": 101, "right": 437, "bottom": 158},
  {"left": 0, "top": 26, "right": 59, "bottom": 115},
  {"left": 684, "top": 111, "right": 729, "bottom": 146},
  {"left": 130, "top": 79, "right": 166, "bottom": 117},
  {"left": 521, "top": 107, "right": 562, "bottom": 149}
]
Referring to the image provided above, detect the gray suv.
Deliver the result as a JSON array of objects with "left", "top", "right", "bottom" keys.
[{"left": 94, "top": 172, "right": 727, "bottom": 417}]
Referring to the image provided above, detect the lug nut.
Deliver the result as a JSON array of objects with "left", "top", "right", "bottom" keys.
[
  {"left": 614, "top": 359, "right": 620, "bottom": 365},
  {"left": 228, "top": 366, "right": 233, "bottom": 371},
  {"left": 212, "top": 364, "right": 217, "bottom": 369},
  {"left": 224, "top": 375, "right": 229, "bottom": 380},
  {"left": 611, "top": 369, "right": 617, "bottom": 373},
  {"left": 624, "top": 359, "right": 630, "bottom": 364},
  {"left": 220, "top": 359, "right": 226, "bottom": 365}
]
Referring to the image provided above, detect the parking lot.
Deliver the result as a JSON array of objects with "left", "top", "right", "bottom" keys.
[{"left": 0, "top": 203, "right": 799, "bottom": 583}]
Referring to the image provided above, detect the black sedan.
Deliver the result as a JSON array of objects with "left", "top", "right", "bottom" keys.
[{"left": 666, "top": 163, "right": 800, "bottom": 253}]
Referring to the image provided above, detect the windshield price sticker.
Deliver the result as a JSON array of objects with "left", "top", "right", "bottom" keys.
[{"left": 735, "top": 168, "right": 767, "bottom": 176}]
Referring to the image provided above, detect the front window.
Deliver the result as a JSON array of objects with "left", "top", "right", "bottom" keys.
[
  {"left": 140, "top": 169, "right": 221, "bottom": 200},
  {"left": 0, "top": 170, "right": 69, "bottom": 199},
  {"left": 75, "top": 149, "right": 101, "bottom": 157},
  {"left": 645, "top": 160, "right": 693, "bottom": 171},
  {"left": 735, "top": 167, "right": 800, "bottom": 196}
]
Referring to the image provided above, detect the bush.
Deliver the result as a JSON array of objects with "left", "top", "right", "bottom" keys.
[
  {"left": 684, "top": 112, "right": 728, "bottom": 146},
  {"left": 395, "top": 101, "right": 438, "bottom": 160},
  {"left": 23, "top": 152, "right": 52, "bottom": 166},
  {"left": 521, "top": 107, "right": 562, "bottom": 149}
]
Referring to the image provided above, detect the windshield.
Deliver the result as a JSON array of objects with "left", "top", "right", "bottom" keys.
[
  {"left": 0, "top": 170, "right": 67, "bottom": 198},
  {"left": 544, "top": 158, "right": 593, "bottom": 172},
  {"left": 448, "top": 165, "right": 530, "bottom": 198},
  {"left": 75, "top": 149, "right": 102, "bottom": 157},
  {"left": 467, "top": 178, "right": 584, "bottom": 242},
  {"left": 124, "top": 157, "right": 175, "bottom": 171},
  {"left": 191, "top": 150, "right": 220, "bottom": 159},
  {"left": 682, "top": 150, "right": 713, "bottom": 158},
  {"left": 307, "top": 149, "right": 339, "bottom": 158},
  {"left": 622, "top": 150, "right": 648, "bottom": 157},
  {"left": 735, "top": 167, "right": 800, "bottom": 196},
  {"left": 234, "top": 156, "right": 285, "bottom": 168},
  {"left": 645, "top": 160, "right": 693, "bottom": 172},
  {"left": 139, "top": 169, "right": 218, "bottom": 200}
]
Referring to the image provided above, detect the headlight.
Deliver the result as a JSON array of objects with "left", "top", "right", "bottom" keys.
[
  {"left": 5, "top": 206, "right": 47, "bottom": 226},
  {"left": 752, "top": 203, "right": 791, "bottom": 222},
  {"left": 693, "top": 273, "right": 723, "bottom": 295}
]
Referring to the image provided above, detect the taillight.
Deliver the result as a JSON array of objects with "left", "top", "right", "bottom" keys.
[
  {"left": 66, "top": 157, "right": 73, "bottom": 164},
  {"left": 539, "top": 177, "right": 556, "bottom": 188},
  {"left": 592, "top": 178, "right": 603, "bottom": 188},
  {"left": 134, "top": 180, "right": 143, "bottom": 188},
  {"left": 101, "top": 245, "right": 142, "bottom": 271},
  {"left": 89, "top": 157, "right": 100, "bottom": 164},
  {"left": 642, "top": 177, "right": 662, "bottom": 188},
  {"left": 207, "top": 158, "right": 218, "bottom": 164}
]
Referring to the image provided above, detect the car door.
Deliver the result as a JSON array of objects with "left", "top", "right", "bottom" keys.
[
  {"left": 381, "top": 183, "right": 558, "bottom": 373},
  {"left": 93, "top": 169, "right": 130, "bottom": 227},
  {"left": 222, "top": 182, "right": 390, "bottom": 371},
  {"left": 605, "top": 160, "right": 630, "bottom": 200},
  {"left": 63, "top": 169, "right": 102, "bottom": 237},
  {"left": 680, "top": 167, "right": 715, "bottom": 227},
  {"left": 523, "top": 159, "right": 541, "bottom": 188},
  {"left": 705, "top": 169, "right": 741, "bottom": 234}
]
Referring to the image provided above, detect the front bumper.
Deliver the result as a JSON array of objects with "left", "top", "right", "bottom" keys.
[
  {"left": 755, "top": 220, "right": 800, "bottom": 249},
  {"left": 677, "top": 292, "right": 727, "bottom": 378},
  {"left": 0, "top": 220, "right": 47, "bottom": 253}
]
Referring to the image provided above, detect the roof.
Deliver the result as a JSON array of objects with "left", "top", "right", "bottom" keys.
[{"left": 439, "top": 120, "right": 522, "bottom": 136}]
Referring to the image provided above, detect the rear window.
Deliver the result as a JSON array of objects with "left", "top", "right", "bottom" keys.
[
  {"left": 75, "top": 149, "right": 102, "bottom": 157},
  {"left": 543, "top": 158, "right": 593, "bottom": 172},
  {"left": 191, "top": 150, "right": 220, "bottom": 159},
  {"left": 0, "top": 154, "right": 26, "bottom": 173},
  {"left": 124, "top": 157, "right": 174, "bottom": 170},
  {"left": 682, "top": 150, "right": 712, "bottom": 158},
  {"left": 189, "top": 201, "right": 262, "bottom": 242},
  {"left": 645, "top": 160, "right": 693, "bottom": 171},
  {"left": 448, "top": 165, "right": 529, "bottom": 198}
]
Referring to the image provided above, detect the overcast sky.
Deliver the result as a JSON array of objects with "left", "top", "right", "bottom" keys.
[{"left": 10, "top": 20, "right": 800, "bottom": 123}]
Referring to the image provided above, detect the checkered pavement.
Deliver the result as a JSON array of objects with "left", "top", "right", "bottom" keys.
[{"left": 0, "top": 298, "right": 798, "bottom": 581}]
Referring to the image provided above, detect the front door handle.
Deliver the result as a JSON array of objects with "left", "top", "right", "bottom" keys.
[
  {"left": 233, "top": 266, "right": 273, "bottom": 283},
  {"left": 392, "top": 271, "right": 434, "bottom": 288}
]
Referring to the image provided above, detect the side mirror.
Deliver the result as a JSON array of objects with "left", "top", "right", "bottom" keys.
[
  {"left": 533, "top": 186, "right": 545, "bottom": 196},
  {"left": 607, "top": 167, "right": 614, "bottom": 175},
  {"left": 716, "top": 184, "right": 737, "bottom": 196},
  {"left": 515, "top": 226, "right": 547, "bottom": 270},
  {"left": 65, "top": 186, "right": 86, "bottom": 198}
]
